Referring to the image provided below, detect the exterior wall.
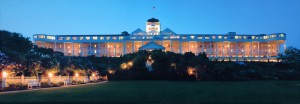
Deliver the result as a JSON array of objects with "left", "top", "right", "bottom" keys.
[{"left": 33, "top": 33, "right": 286, "bottom": 62}]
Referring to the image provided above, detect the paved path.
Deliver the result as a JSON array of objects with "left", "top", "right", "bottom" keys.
[{"left": 0, "top": 81, "right": 107, "bottom": 94}]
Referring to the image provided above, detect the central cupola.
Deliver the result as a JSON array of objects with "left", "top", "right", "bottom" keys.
[{"left": 146, "top": 18, "right": 160, "bottom": 35}]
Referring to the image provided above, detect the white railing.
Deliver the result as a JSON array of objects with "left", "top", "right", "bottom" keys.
[{"left": 3, "top": 75, "right": 100, "bottom": 85}]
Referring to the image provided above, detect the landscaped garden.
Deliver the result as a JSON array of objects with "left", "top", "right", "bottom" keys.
[
  {"left": 1, "top": 81, "right": 300, "bottom": 104},
  {"left": 1, "top": 30, "right": 300, "bottom": 103}
]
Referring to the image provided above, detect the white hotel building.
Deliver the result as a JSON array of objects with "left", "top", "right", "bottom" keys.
[{"left": 33, "top": 18, "right": 286, "bottom": 62}]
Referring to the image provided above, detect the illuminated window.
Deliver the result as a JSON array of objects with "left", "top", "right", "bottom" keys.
[
  {"left": 224, "top": 36, "right": 228, "bottom": 39},
  {"left": 252, "top": 36, "right": 255, "bottom": 39},
  {"left": 33, "top": 36, "right": 37, "bottom": 38},
  {"left": 86, "top": 36, "right": 90, "bottom": 40},
  {"left": 46, "top": 36, "right": 55, "bottom": 40},
  {"left": 79, "top": 50, "right": 81, "bottom": 53},
  {"left": 100, "top": 37, "right": 104, "bottom": 40},
  {"left": 235, "top": 36, "right": 239, "bottom": 39},
  {"left": 94, "top": 44, "right": 97, "bottom": 48},
  {"left": 218, "top": 36, "right": 222, "bottom": 39},
  {"left": 93, "top": 36, "right": 97, "bottom": 40},
  {"left": 72, "top": 37, "right": 77, "bottom": 40},
  {"left": 68, "top": 50, "right": 71, "bottom": 54},
  {"left": 205, "top": 36, "right": 209, "bottom": 39},
  {"left": 270, "top": 35, "right": 276, "bottom": 38},
  {"left": 106, "top": 37, "right": 110, "bottom": 40},
  {"left": 263, "top": 36, "right": 269, "bottom": 39},
  {"left": 190, "top": 36, "right": 195, "bottom": 39},
  {"left": 38, "top": 35, "right": 45, "bottom": 38},
  {"left": 239, "top": 36, "right": 242, "bottom": 39},
  {"left": 182, "top": 36, "right": 187, "bottom": 39},
  {"left": 279, "top": 34, "right": 285, "bottom": 37},
  {"left": 112, "top": 37, "right": 117, "bottom": 40},
  {"left": 58, "top": 37, "right": 63, "bottom": 40},
  {"left": 66, "top": 37, "right": 70, "bottom": 40},
  {"left": 198, "top": 36, "right": 202, "bottom": 39},
  {"left": 80, "top": 37, "right": 83, "bottom": 40},
  {"left": 119, "top": 36, "right": 124, "bottom": 40},
  {"left": 94, "top": 50, "right": 97, "bottom": 53},
  {"left": 212, "top": 36, "right": 216, "bottom": 39},
  {"left": 243, "top": 36, "right": 247, "bottom": 39}
]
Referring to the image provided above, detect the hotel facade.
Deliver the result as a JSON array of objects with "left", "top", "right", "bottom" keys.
[{"left": 33, "top": 18, "right": 286, "bottom": 62}]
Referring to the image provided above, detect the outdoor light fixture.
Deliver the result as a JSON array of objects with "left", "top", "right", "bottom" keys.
[
  {"left": 92, "top": 73, "right": 95, "bottom": 77},
  {"left": 3, "top": 71, "right": 7, "bottom": 78},
  {"left": 48, "top": 73, "right": 53, "bottom": 77},
  {"left": 187, "top": 67, "right": 196, "bottom": 76},
  {"left": 75, "top": 73, "right": 79, "bottom": 77},
  {"left": 108, "top": 69, "right": 115, "bottom": 74},
  {"left": 128, "top": 61, "right": 133, "bottom": 66}
]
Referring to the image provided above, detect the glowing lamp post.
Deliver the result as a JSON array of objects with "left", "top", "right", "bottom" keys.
[
  {"left": 128, "top": 61, "right": 133, "bottom": 66},
  {"left": 2, "top": 71, "right": 8, "bottom": 88},
  {"left": 48, "top": 73, "right": 53, "bottom": 77},
  {"left": 75, "top": 73, "right": 79, "bottom": 82},
  {"left": 3, "top": 71, "right": 7, "bottom": 78},
  {"left": 92, "top": 73, "right": 95, "bottom": 81},
  {"left": 48, "top": 72, "right": 53, "bottom": 85}
]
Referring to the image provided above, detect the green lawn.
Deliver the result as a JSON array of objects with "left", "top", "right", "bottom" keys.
[{"left": 0, "top": 81, "right": 300, "bottom": 104}]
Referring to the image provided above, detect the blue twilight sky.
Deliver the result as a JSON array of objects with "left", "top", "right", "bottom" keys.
[{"left": 0, "top": 0, "right": 300, "bottom": 48}]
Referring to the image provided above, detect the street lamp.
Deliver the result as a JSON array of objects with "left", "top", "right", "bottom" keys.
[
  {"left": 48, "top": 73, "right": 53, "bottom": 77},
  {"left": 128, "top": 61, "right": 133, "bottom": 66},
  {"left": 2, "top": 71, "right": 7, "bottom": 88},
  {"left": 3, "top": 71, "right": 7, "bottom": 78}
]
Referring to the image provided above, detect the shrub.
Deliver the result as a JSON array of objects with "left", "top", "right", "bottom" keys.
[
  {"left": 58, "top": 82, "right": 64, "bottom": 86},
  {"left": 5, "top": 83, "right": 27, "bottom": 91},
  {"left": 51, "top": 83, "right": 60, "bottom": 87},
  {"left": 41, "top": 82, "right": 50, "bottom": 88}
]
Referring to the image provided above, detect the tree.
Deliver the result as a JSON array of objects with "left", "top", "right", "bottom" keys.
[{"left": 278, "top": 46, "right": 300, "bottom": 63}]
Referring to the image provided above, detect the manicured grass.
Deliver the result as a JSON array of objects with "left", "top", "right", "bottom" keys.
[{"left": 0, "top": 81, "right": 300, "bottom": 104}]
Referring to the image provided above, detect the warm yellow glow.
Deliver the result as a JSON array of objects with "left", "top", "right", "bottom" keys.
[
  {"left": 48, "top": 73, "right": 53, "bottom": 77},
  {"left": 121, "top": 63, "right": 128, "bottom": 70},
  {"left": 75, "top": 73, "right": 79, "bottom": 77},
  {"left": 108, "top": 69, "right": 115, "bottom": 74},
  {"left": 3, "top": 71, "right": 8, "bottom": 78},
  {"left": 92, "top": 73, "right": 95, "bottom": 77},
  {"left": 187, "top": 67, "right": 196, "bottom": 76},
  {"left": 128, "top": 61, "right": 133, "bottom": 66}
]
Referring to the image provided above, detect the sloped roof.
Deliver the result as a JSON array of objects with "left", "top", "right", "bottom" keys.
[
  {"left": 161, "top": 28, "right": 176, "bottom": 35},
  {"left": 139, "top": 41, "right": 165, "bottom": 50},
  {"left": 131, "top": 28, "right": 146, "bottom": 35}
]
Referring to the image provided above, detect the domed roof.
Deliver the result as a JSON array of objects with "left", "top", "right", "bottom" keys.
[{"left": 147, "top": 18, "right": 159, "bottom": 22}]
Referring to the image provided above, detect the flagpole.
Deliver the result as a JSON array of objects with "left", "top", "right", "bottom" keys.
[{"left": 153, "top": 6, "right": 155, "bottom": 18}]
